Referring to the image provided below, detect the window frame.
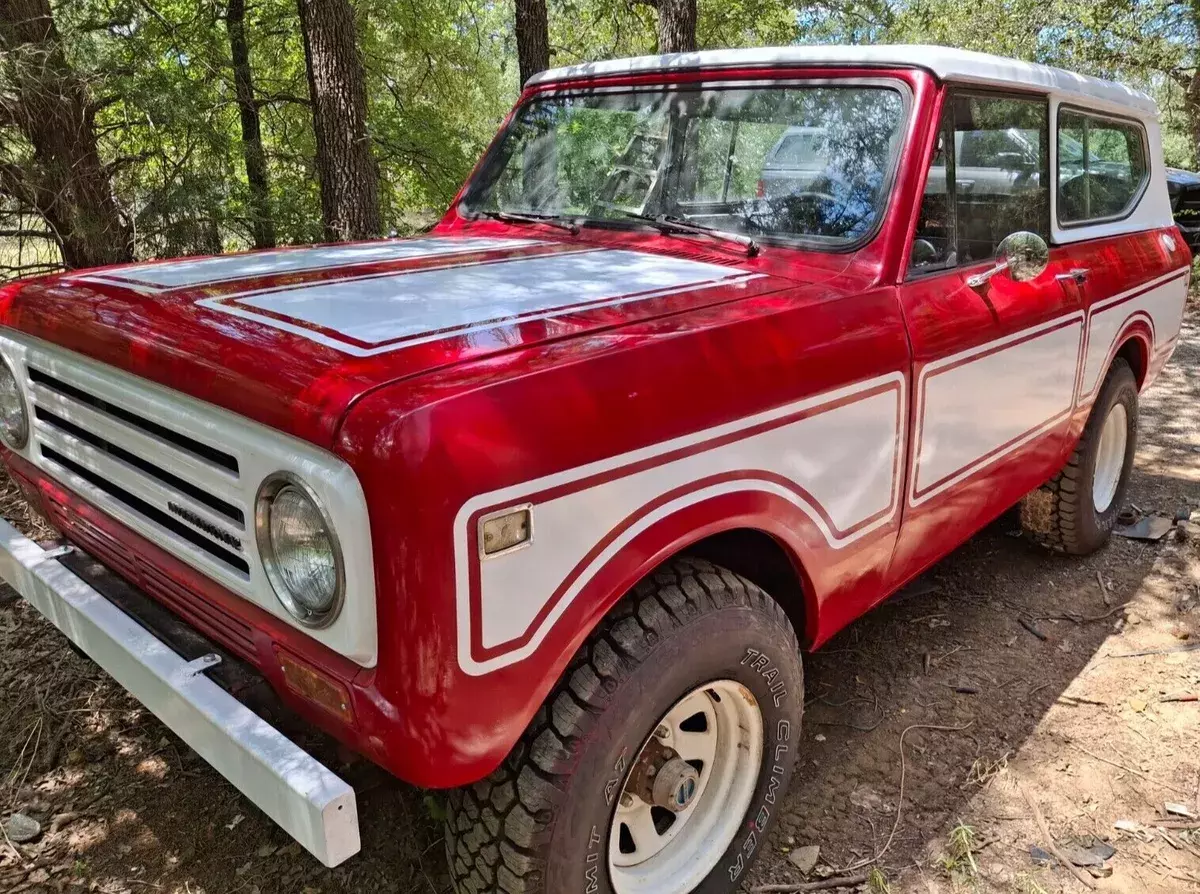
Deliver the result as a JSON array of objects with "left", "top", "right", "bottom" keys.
[
  {"left": 906, "top": 86, "right": 1052, "bottom": 281},
  {"left": 459, "top": 77, "right": 914, "bottom": 255},
  {"left": 1055, "top": 103, "right": 1151, "bottom": 229}
]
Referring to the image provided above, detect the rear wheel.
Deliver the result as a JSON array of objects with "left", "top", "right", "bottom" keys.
[
  {"left": 445, "top": 558, "right": 804, "bottom": 894},
  {"left": 1020, "top": 358, "right": 1138, "bottom": 555}
]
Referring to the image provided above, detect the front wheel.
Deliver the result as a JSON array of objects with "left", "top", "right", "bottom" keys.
[
  {"left": 446, "top": 558, "right": 804, "bottom": 894},
  {"left": 1021, "top": 357, "right": 1138, "bottom": 555}
]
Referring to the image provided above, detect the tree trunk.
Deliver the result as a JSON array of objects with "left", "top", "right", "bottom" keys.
[
  {"left": 1187, "top": 80, "right": 1200, "bottom": 170},
  {"left": 227, "top": 0, "right": 276, "bottom": 249},
  {"left": 1189, "top": 1, "right": 1200, "bottom": 168},
  {"left": 296, "top": 0, "right": 381, "bottom": 242},
  {"left": 515, "top": 0, "right": 549, "bottom": 86},
  {"left": 657, "top": 0, "right": 696, "bottom": 54},
  {"left": 0, "top": 0, "right": 132, "bottom": 269}
]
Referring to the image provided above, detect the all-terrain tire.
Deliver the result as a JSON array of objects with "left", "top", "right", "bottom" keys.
[
  {"left": 1020, "top": 357, "right": 1138, "bottom": 555},
  {"left": 445, "top": 557, "right": 804, "bottom": 894}
]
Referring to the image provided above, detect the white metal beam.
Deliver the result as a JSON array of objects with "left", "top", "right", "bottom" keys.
[{"left": 0, "top": 519, "right": 360, "bottom": 867}]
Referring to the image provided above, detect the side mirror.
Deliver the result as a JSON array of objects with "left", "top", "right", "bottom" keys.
[{"left": 966, "top": 231, "right": 1049, "bottom": 288}]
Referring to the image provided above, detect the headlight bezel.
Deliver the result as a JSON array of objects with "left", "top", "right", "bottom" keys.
[
  {"left": 254, "top": 471, "right": 346, "bottom": 629},
  {"left": 0, "top": 354, "right": 29, "bottom": 451}
]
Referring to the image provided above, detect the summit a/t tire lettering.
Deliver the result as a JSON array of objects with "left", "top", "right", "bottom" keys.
[{"left": 446, "top": 557, "right": 805, "bottom": 894}]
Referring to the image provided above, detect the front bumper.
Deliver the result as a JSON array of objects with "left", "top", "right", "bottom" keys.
[
  {"left": 0, "top": 516, "right": 360, "bottom": 867},
  {"left": 1174, "top": 220, "right": 1200, "bottom": 252}
]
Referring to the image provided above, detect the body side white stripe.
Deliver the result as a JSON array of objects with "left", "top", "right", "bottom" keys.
[
  {"left": 464, "top": 478, "right": 876, "bottom": 675},
  {"left": 455, "top": 372, "right": 906, "bottom": 675},
  {"left": 1079, "top": 269, "right": 1187, "bottom": 400},
  {"left": 909, "top": 267, "right": 1187, "bottom": 507},
  {"left": 458, "top": 256, "right": 1188, "bottom": 674},
  {"left": 911, "top": 314, "right": 1084, "bottom": 505}
]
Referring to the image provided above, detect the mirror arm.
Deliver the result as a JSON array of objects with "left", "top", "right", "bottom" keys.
[{"left": 966, "top": 259, "right": 1010, "bottom": 289}]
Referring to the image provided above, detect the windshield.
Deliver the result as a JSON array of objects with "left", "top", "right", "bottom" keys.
[
  {"left": 462, "top": 85, "right": 907, "bottom": 249},
  {"left": 766, "top": 128, "right": 830, "bottom": 170}
]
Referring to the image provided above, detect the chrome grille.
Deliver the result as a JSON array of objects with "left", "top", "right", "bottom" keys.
[
  {"left": 25, "top": 364, "right": 251, "bottom": 579},
  {"left": 1175, "top": 191, "right": 1200, "bottom": 216}
]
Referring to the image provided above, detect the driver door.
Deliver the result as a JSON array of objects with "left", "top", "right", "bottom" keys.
[{"left": 890, "top": 89, "right": 1085, "bottom": 582}]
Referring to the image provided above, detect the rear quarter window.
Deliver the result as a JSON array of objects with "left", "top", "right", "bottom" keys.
[{"left": 1057, "top": 108, "right": 1149, "bottom": 225}]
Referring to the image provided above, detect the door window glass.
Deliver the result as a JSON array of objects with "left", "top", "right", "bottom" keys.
[
  {"left": 909, "top": 92, "right": 1050, "bottom": 273},
  {"left": 951, "top": 94, "right": 1048, "bottom": 264},
  {"left": 909, "top": 115, "right": 955, "bottom": 270},
  {"left": 1057, "top": 110, "right": 1148, "bottom": 224}
]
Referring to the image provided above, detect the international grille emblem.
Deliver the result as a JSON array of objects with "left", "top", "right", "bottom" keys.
[{"left": 167, "top": 501, "right": 243, "bottom": 551}]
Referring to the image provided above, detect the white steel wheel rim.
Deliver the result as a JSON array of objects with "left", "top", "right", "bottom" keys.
[
  {"left": 608, "top": 680, "right": 764, "bottom": 894},
  {"left": 1093, "top": 402, "right": 1128, "bottom": 513}
]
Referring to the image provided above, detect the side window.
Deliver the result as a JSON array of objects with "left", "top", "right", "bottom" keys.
[
  {"left": 909, "top": 92, "right": 1050, "bottom": 273},
  {"left": 1057, "top": 109, "right": 1148, "bottom": 224},
  {"left": 910, "top": 115, "right": 955, "bottom": 270},
  {"left": 951, "top": 94, "right": 1048, "bottom": 263}
]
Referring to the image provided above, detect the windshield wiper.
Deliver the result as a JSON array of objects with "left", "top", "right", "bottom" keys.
[
  {"left": 617, "top": 212, "right": 759, "bottom": 257},
  {"left": 474, "top": 209, "right": 579, "bottom": 235}
]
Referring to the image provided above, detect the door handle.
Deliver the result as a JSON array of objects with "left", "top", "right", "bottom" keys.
[{"left": 1055, "top": 268, "right": 1089, "bottom": 285}]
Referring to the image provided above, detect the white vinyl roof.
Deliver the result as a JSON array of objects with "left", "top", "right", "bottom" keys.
[{"left": 527, "top": 45, "right": 1157, "bottom": 116}]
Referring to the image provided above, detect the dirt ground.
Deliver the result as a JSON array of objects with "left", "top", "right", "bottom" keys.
[{"left": 3, "top": 311, "right": 1200, "bottom": 894}]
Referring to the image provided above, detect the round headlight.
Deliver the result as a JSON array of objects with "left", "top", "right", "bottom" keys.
[
  {"left": 0, "top": 357, "right": 28, "bottom": 450},
  {"left": 255, "top": 474, "right": 344, "bottom": 627}
]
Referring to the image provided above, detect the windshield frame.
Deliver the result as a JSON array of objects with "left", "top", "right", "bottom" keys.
[{"left": 458, "top": 76, "right": 914, "bottom": 255}]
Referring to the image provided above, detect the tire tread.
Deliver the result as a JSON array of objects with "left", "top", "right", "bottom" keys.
[
  {"left": 1022, "top": 357, "right": 1135, "bottom": 555},
  {"left": 445, "top": 557, "right": 797, "bottom": 893}
]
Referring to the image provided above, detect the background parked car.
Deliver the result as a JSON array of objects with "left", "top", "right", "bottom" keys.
[{"left": 1167, "top": 166, "right": 1200, "bottom": 250}]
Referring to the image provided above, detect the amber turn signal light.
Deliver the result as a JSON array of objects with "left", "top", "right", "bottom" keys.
[{"left": 276, "top": 648, "right": 355, "bottom": 725}]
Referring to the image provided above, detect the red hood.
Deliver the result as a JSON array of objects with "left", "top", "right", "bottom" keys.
[{"left": 0, "top": 235, "right": 790, "bottom": 447}]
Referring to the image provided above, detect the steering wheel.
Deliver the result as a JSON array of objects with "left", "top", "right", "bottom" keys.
[
  {"left": 742, "top": 181, "right": 847, "bottom": 233},
  {"left": 782, "top": 190, "right": 840, "bottom": 204},
  {"left": 589, "top": 199, "right": 637, "bottom": 217}
]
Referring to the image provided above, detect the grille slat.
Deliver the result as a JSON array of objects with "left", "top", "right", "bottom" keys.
[
  {"left": 34, "top": 406, "right": 244, "bottom": 524},
  {"left": 40, "top": 444, "right": 251, "bottom": 575},
  {"left": 24, "top": 363, "right": 252, "bottom": 581},
  {"left": 28, "top": 381, "right": 240, "bottom": 500},
  {"left": 36, "top": 425, "right": 245, "bottom": 543},
  {"left": 28, "top": 367, "right": 239, "bottom": 473}
]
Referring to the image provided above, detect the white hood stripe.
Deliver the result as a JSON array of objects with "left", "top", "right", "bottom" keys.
[
  {"left": 72, "top": 237, "right": 543, "bottom": 292},
  {"left": 197, "top": 249, "right": 759, "bottom": 356}
]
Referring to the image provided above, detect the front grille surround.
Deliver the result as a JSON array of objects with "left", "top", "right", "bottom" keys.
[{"left": 0, "top": 330, "right": 378, "bottom": 667}]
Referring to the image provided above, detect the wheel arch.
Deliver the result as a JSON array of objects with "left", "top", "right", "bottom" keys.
[
  {"left": 1113, "top": 327, "right": 1151, "bottom": 389},
  {"left": 445, "top": 493, "right": 825, "bottom": 787},
  {"left": 678, "top": 527, "right": 818, "bottom": 646}
]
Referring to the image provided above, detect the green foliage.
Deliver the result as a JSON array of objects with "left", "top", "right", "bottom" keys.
[
  {"left": 866, "top": 866, "right": 892, "bottom": 894},
  {"left": 815, "top": 0, "right": 1200, "bottom": 169},
  {"left": 422, "top": 793, "right": 447, "bottom": 822},
  {"left": 1014, "top": 871, "right": 1050, "bottom": 894},
  {"left": 938, "top": 820, "right": 980, "bottom": 886},
  {"left": 2, "top": 0, "right": 1199, "bottom": 274}
]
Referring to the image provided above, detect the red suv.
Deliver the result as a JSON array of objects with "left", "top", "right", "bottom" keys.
[{"left": 0, "top": 44, "right": 1188, "bottom": 894}]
